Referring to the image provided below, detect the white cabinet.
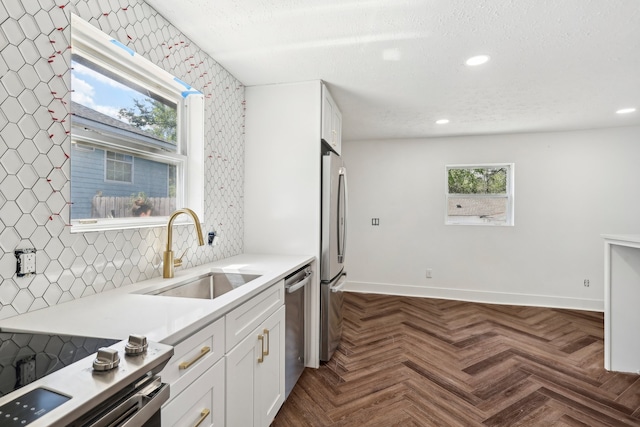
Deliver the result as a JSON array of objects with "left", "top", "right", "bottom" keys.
[
  {"left": 162, "top": 358, "right": 225, "bottom": 427},
  {"left": 322, "top": 84, "right": 342, "bottom": 155},
  {"left": 227, "top": 306, "right": 285, "bottom": 427},
  {"left": 244, "top": 80, "right": 337, "bottom": 368},
  {"left": 603, "top": 234, "right": 640, "bottom": 373}
]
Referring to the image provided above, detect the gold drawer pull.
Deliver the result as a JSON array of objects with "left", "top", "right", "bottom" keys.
[
  {"left": 258, "top": 334, "right": 265, "bottom": 363},
  {"left": 194, "top": 409, "right": 210, "bottom": 427},
  {"left": 179, "top": 346, "right": 211, "bottom": 370},
  {"left": 263, "top": 329, "right": 270, "bottom": 356}
]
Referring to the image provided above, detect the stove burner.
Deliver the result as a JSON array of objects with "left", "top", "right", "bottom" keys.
[{"left": 0, "top": 332, "right": 119, "bottom": 396}]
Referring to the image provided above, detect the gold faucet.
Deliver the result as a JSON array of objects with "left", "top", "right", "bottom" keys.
[{"left": 163, "top": 208, "right": 205, "bottom": 278}]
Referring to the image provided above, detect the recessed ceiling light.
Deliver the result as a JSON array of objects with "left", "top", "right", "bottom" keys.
[
  {"left": 466, "top": 55, "right": 490, "bottom": 66},
  {"left": 435, "top": 119, "right": 449, "bottom": 124},
  {"left": 616, "top": 107, "right": 636, "bottom": 114}
]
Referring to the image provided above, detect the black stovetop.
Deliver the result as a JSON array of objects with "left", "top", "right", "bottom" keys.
[{"left": 0, "top": 331, "right": 119, "bottom": 396}]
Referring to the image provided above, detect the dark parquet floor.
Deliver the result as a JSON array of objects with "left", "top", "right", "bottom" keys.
[{"left": 273, "top": 292, "right": 640, "bottom": 426}]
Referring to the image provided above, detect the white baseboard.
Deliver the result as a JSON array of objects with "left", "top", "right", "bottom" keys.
[{"left": 344, "top": 281, "right": 604, "bottom": 312}]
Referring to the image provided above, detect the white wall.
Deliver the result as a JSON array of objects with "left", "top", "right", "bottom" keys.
[{"left": 342, "top": 126, "right": 640, "bottom": 311}]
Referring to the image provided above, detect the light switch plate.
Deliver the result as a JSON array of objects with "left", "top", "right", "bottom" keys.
[{"left": 15, "top": 248, "right": 36, "bottom": 277}]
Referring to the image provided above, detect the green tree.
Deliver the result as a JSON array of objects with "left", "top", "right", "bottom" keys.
[
  {"left": 118, "top": 98, "right": 177, "bottom": 144},
  {"left": 448, "top": 167, "right": 506, "bottom": 194}
]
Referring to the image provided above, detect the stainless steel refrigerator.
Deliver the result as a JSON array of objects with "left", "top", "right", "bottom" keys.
[{"left": 320, "top": 150, "right": 348, "bottom": 362}]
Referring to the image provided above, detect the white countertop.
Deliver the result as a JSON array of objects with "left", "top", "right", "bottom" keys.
[{"left": 0, "top": 253, "right": 313, "bottom": 345}]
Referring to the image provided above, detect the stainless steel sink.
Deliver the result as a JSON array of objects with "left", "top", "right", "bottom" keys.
[{"left": 146, "top": 272, "right": 261, "bottom": 299}]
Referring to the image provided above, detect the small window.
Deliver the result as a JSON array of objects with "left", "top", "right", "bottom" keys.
[
  {"left": 105, "top": 152, "right": 133, "bottom": 183},
  {"left": 446, "top": 164, "right": 514, "bottom": 226}
]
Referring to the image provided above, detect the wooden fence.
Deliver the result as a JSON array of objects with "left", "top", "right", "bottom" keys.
[{"left": 91, "top": 196, "right": 176, "bottom": 218}]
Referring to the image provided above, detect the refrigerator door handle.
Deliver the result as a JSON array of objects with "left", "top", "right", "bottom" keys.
[{"left": 337, "top": 166, "right": 347, "bottom": 264}]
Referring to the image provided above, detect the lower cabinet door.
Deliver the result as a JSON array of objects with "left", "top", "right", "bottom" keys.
[
  {"left": 162, "top": 357, "right": 225, "bottom": 427},
  {"left": 226, "top": 306, "right": 286, "bottom": 427}
]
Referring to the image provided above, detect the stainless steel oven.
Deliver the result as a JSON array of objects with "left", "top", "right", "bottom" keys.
[{"left": 0, "top": 332, "right": 173, "bottom": 426}]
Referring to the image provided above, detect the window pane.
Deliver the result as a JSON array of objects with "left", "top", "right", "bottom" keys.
[
  {"left": 71, "top": 55, "right": 177, "bottom": 147},
  {"left": 71, "top": 145, "right": 177, "bottom": 219},
  {"left": 448, "top": 167, "right": 507, "bottom": 194},
  {"left": 447, "top": 197, "right": 508, "bottom": 225}
]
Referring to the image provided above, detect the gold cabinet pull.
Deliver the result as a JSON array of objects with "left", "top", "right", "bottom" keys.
[
  {"left": 263, "top": 329, "right": 270, "bottom": 356},
  {"left": 179, "top": 346, "right": 211, "bottom": 370},
  {"left": 194, "top": 409, "right": 210, "bottom": 427},
  {"left": 257, "top": 334, "right": 265, "bottom": 363}
]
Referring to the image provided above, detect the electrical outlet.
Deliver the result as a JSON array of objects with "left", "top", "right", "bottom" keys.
[
  {"left": 426, "top": 268, "right": 432, "bottom": 279},
  {"left": 584, "top": 279, "right": 590, "bottom": 287},
  {"left": 15, "top": 248, "right": 36, "bottom": 277},
  {"left": 17, "top": 357, "right": 36, "bottom": 387}
]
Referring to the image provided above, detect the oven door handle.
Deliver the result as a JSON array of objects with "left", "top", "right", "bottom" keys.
[{"left": 87, "top": 378, "right": 169, "bottom": 427}]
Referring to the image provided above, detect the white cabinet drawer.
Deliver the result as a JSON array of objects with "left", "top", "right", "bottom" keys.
[
  {"left": 162, "top": 316, "right": 225, "bottom": 399},
  {"left": 225, "top": 280, "right": 284, "bottom": 351},
  {"left": 162, "top": 357, "right": 225, "bottom": 427}
]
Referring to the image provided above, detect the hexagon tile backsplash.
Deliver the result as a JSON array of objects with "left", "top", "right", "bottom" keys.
[{"left": 0, "top": 0, "right": 245, "bottom": 318}]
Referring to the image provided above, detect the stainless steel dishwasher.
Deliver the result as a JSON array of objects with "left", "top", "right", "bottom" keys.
[{"left": 284, "top": 264, "right": 312, "bottom": 398}]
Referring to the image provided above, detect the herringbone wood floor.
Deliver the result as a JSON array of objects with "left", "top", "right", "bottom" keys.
[{"left": 273, "top": 292, "right": 640, "bottom": 426}]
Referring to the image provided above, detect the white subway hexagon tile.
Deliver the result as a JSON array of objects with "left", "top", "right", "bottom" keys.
[
  {"left": 47, "top": 168, "right": 65, "bottom": 191},
  {"left": 111, "top": 269, "right": 125, "bottom": 287},
  {"left": 18, "top": 38, "right": 40, "bottom": 65},
  {"left": 82, "top": 265, "right": 97, "bottom": 287},
  {"left": 16, "top": 189, "right": 37, "bottom": 212},
  {"left": 1, "top": 70, "right": 24, "bottom": 98},
  {"left": 82, "top": 245, "right": 98, "bottom": 265},
  {"left": 1, "top": 175, "right": 22, "bottom": 200},
  {"left": 44, "top": 212, "right": 65, "bottom": 236},
  {"left": 31, "top": 202, "right": 51, "bottom": 226},
  {"left": 32, "top": 156, "right": 53, "bottom": 180},
  {"left": 58, "top": 247, "right": 75, "bottom": 269},
  {"left": 0, "top": 149, "right": 22, "bottom": 174},
  {"left": 29, "top": 226, "right": 50, "bottom": 249},
  {"left": 4, "top": 0, "right": 26, "bottom": 19},
  {"left": 16, "top": 214, "right": 38, "bottom": 239},
  {"left": 47, "top": 6, "right": 68, "bottom": 30},
  {"left": 13, "top": 289, "right": 35, "bottom": 314},
  {"left": 112, "top": 250, "right": 125, "bottom": 269},
  {"left": 44, "top": 236, "right": 63, "bottom": 259},
  {"left": 0, "top": 200, "right": 20, "bottom": 227},
  {"left": 70, "top": 257, "right": 87, "bottom": 279},
  {"left": 46, "top": 191, "right": 65, "bottom": 214},
  {"left": 2, "top": 18, "right": 26, "bottom": 47},
  {"left": 92, "top": 274, "right": 106, "bottom": 293},
  {"left": 17, "top": 90, "right": 39, "bottom": 115},
  {"left": 42, "top": 283, "right": 62, "bottom": 306},
  {"left": 28, "top": 298, "right": 47, "bottom": 312},
  {"left": 58, "top": 291, "right": 73, "bottom": 304},
  {"left": 1, "top": 97, "right": 23, "bottom": 123},
  {"left": 17, "top": 140, "right": 39, "bottom": 165},
  {"left": 43, "top": 259, "right": 63, "bottom": 283},
  {"left": 0, "top": 280, "right": 19, "bottom": 305},
  {"left": 33, "top": 9, "right": 55, "bottom": 35},
  {"left": 0, "top": 227, "right": 20, "bottom": 252},
  {"left": 102, "top": 243, "right": 117, "bottom": 262},
  {"left": 2, "top": 123, "right": 22, "bottom": 149},
  {"left": 0, "top": 2, "right": 8, "bottom": 22},
  {"left": 32, "top": 178, "right": 52, "bottom": 201},
  {"left": 57, "top": 269, "right": 74, "bottom": 291},
  {"left": 33, "top": 57, "right": 54, "bottom": 83},
  {"left": 1, "top": 44, "right": 26, "bottom": 72},
  {"left": 17, "top": 65, "right": 39, "bottom": 91},
  {"left": 28, "top": 274, "right": 49, "bottom": 298}
]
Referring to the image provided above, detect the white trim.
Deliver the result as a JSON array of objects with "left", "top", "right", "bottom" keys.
[{"left": 343, "top": 280, "right": 604, "bottom": 312}]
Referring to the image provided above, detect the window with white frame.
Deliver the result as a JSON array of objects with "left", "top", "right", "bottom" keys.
[
  {"left": 105, "top": 152, "right": 133, "bottom": 183},
  {"left": 445, "top": 164, "right": 514, "bottom": 226},
  {"left": 70, "top": 15, "right": 204, "bottom": 231}
]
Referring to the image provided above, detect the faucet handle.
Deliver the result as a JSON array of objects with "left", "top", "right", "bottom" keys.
[{"left": 174, "top": 249, "right": 188, "bottom": 268}]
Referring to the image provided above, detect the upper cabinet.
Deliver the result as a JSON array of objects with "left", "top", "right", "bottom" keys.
[{"left": 321, "top": 84, "right": 342, "bottom": 155}]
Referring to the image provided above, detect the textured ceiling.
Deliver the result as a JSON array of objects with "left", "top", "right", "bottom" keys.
[{"left": 145, "top": 0, "right": 640, "bottom": 141}]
